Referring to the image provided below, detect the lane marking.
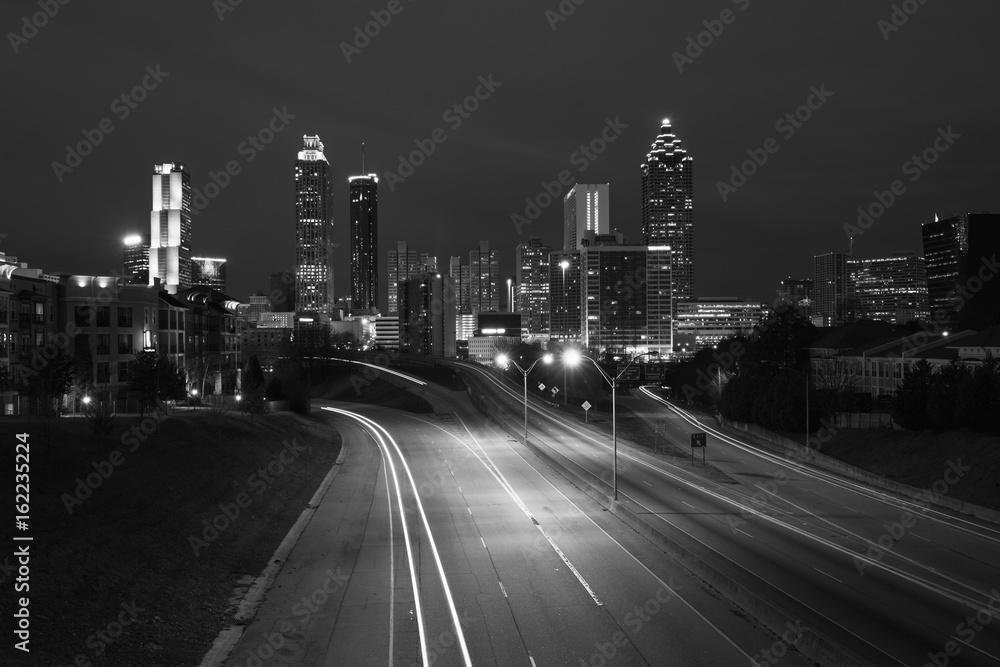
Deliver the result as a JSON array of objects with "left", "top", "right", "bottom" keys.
[{"left": 326, "top": 408, "right": 472, "bottom": 667}]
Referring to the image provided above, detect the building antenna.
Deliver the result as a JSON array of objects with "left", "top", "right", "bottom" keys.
[{"left": 361, "top": 142, "right": 365, "bottom": 174}]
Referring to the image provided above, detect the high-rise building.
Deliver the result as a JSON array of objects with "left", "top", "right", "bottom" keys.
[
  {"left": 641, "top": 119, "right": 693, "bottom": 315},
  {"left": 563, "top": 184, "right": 609, "bottom": 251},
  {"left": 191, "top": 257, "right": 227, "bottom": 291},
  {"left": 149, "top": 162, "right": 192, "bottom": 292},
  {"left": 814, "top": 251, "right": 854, "bottom": 327},
  {"left": 399, "top": 272, "right": 456, "bottom": 357},
  {"left": 269, "top": 271, "right": 295, "bottom": 313},
  {"left": 448, "top": 256, "right": 472, "bottom": 315},
  {"left": 922, "top": 213, "right": 1000, "bottom": 329},
  {"left": 387, "top": 243, "right": 438, "bottom": 315},
  {"left": 469, "top": 241, "right": 499, "bottom": 313},
  {"left": 295, "top": 135, "right": 334, "bottom": 315},
  {"left": 776, "top": 277, "right": 814, "bottom": 320},
  {"left": 123, "top": 233, "right": 150, "bottom": 285},
  {"left": 579, "top": 232, "right": 672, "bottom": 356},
  {"left": 849, "top": 252, "right": 929, "bottom": 325},
  {"left": 349, "top": 174, "right": 378, "bottom": 314},
  {"left": 247, "top": 293, "right": 272, "bottom": 323},
  {"left": 516, "top": 237, "right": 551, "bottom": 335},
  {"left": 548, "top": 250, "right": 583, "bottom": 343}
]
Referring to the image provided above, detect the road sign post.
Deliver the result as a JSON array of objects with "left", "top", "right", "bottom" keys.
[
  {"left": 582, "top": 400, "right": 591, "bottom": 423},
  {"left": 690, "top": 432, "right": 707, "bottom": 465}
]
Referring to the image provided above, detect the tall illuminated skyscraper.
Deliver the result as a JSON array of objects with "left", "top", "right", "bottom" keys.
[
  {"left": 349, "top": 174, "right": 379, "bottom": 314},
  {"left": 641, "top": 119, "right": 693, "bottom": 313},
  {"left": 516, "top": 237, "right": 551, "bottom": 334},
  {"left": 149, "top": 163, "right": 192, "bottom": 292},
  {"left": 295, "top": 135, "right": 334, "bottom": 315},
  {"left": 469, "top": 241, "right": 499, "bottom": 313},
  {"left": 563, "top": 184, "right": 609, "bottom": 251},
  {"left": 123, "top": 233, "right": 150, "bottom": 285}
]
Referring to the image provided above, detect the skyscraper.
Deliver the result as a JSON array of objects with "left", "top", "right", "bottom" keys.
[
  {"left": 814, "top": 251, "right": 853, "bottom": 326},
  {"left": 776, "top": 277, "right": 814, "bottom": 320},
  {"left": 469, "top": 241, "right": 499, "bottom": 313},
  {"left": 922, "top": 213, "right": 1000, "bottom": 328},
  {"left": 641, "top": 119, "right": 693, "bottom": 314},
  {"left": 849, "top": 252, "right": 929, "bottom": 325},
  {"left": 295, "top": 136, "right": 334, "bottom": 315},
  {"left": 548, "top": 250, "right": 582, "bottom": 343},
  {"left": 349, "top": 174, "right": 378, "bottom": 314},
  {"left": 388, "top": 242, "right": 438, "bottom": 315},
  {"left": 563, "top": 184, "right": 609, "bottom": 251},
  {"left": 515, "top": 237, "right": 551, "bottom": 335},
  {"left": 149, "top": 162, "right": 192, "bottom": 292},
  {"left": 123, "top": 233, "right": 150, "bottom": 285}
]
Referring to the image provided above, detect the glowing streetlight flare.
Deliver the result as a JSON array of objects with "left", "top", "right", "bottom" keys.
[{"left": 564, "top": 349, "right": 582, "bottom": 366}]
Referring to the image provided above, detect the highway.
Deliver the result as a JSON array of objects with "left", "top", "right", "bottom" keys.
[
  {"left": 221, "top": 364, "right": 814, "bottom": 666},
  {"left": 447, "top": 359, "right": 1000, "bottom": 666}
]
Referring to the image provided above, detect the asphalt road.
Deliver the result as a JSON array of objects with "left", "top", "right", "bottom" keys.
[
  {"left": 220, "top": 368, "right": 814, "bottom": 666},
  {"left": 449, "top": 360, "right": 1000, "bottom": 667}
]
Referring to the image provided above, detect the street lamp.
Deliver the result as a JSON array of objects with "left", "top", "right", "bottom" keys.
[
  {"left": 565, "top": 351, "right": 653, "bottom": 501},
  {"left": 190, "top": 387, "right": 198, "bottom": 410},
  {"left": 497, "top": 352, "right": 553, "bottom": 444}
]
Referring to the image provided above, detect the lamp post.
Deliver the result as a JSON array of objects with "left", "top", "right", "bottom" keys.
[
  {"left": 497, "top": 352, "right": 553, "bottom": 444},
  {"left": 559, "top": 260, "right": 571, "bottom": 403},
  {"left": 565, "top": 350, "right": 653, "bottom": 500}
]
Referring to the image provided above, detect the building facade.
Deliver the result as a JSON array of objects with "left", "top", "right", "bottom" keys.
[
  {"left": 673, "top": 298, "right": 767, "bottom": 354},
  {"left": 548, "top": 250, "right": 583, "bottom": 343},
  {"left": 640, "top": 119, "right": 693, "bottom": 315},
  {"left": 469, "top": 241, "right": 499, "bottom": 313},
  {"left": 813, "top": 251, "right": 853, "bottom": 327},
  {"left": 295, "top": 135, "right": 335, "bottom": 315},
  {"left": 563, "top": 183, "right": 609, "bottom": 251},
  {"left": 398, "top": 273, "right": 456, "bottom": 357},
  {"left": 349, "top": 174, "right": 379, "bottom": 314},
  {"left": 922, "top": 213, "right": 1000, "bottom": 329},
  {"left": 123, "top": 234, "right": 150, "bottom": 285},
  {"left": 515, "top": 237, "right": 551, "bottom": 336},
  {"left": 149, "top": 162, "right": 193, "bottom": 292},
  {"left": 848, "top": 252, "right": 929, "bottom": 325}
]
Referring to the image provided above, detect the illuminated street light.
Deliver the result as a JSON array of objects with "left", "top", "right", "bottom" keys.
[
  {"left": 564, "top": 351, "right": 654, "bottom": 501},
  {"left": 496, "top": 353, "right": 553, "bottom": 443}
]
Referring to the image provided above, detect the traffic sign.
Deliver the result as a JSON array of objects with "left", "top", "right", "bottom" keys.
[
  {"left": 690, "top": 433, "right": 707, "bottom": 448},
  {"left": 581, "top": 401, "right": 592, "bottom": 411},
  {"left": 551, "top": 386, "right": 559, "bottom": 394},
  {"left": 538, "top": 383, "right": 546, "bottom": 391}
]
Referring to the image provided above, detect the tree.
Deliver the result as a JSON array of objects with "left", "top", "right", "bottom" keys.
[
  {"left": 240, "top": 355, "right": 267, "bottom": 429},
  {"left": 811, "top": 356, "right": 861, "bottom": 422},
  {"left": 129, "top": 349, "right": 160, "bottom": 416},
  {"left": 16, "top": 350, "right": 76, "bottom": 418},
  {"left": 891, "top": 359, "right": 934, "bottom": 430}
]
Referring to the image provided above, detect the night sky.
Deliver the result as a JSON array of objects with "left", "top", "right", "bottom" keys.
[{"left": 4, "top": 1, "right": 998, "bottom": 309}]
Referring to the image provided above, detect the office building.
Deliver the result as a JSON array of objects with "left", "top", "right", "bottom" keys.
[
  {"left": 149, "top": 162, "right": 192, "bottom": 292},
  {"left": 563, "top": 183, "right": 609, "bottom": 251},
  {"left": 549, "top": 250, "right": 583, "bottom": 343},
  {"left": 849, "top": 252, "right": 929, "bottom": 325},
  {"left": 922, "top": 213, "right": 1000, "bottom": 329},
  {"left": 295, "top": 135, "right": 334, "bottom": 315},
  {"left": 269, "top": 271, "right": 295, "bottom": 313},
  {"left": 388, "top": 242, "right": 437, "bottom": 315},
  {"left": 399, "top": 272, "right": 456, "bottom": 357},
  {"left": 674, "top": 298, "right": 767, "bottom": 354},
  {"left": 580, "top": 232, "right": 672, "bottom": 356},
  {"left": 469, "top": 241, "right": 499, "bottom": 313},
  {"left": 813, "top": 251, "right": 853, "bottom": 327},
  {"left": 191, "top": 257, "right": 227, "bottom": 291},
  {"left": 516, "top": 237, "right": 551, "bottom": 336},
  {"left": 349, "top": 174, "right": 378, "bottom": 314},
  {"left": 641, "top": 119, "right": 693, "bottom": 315},
  {"left": 123, "top": 234, "right": 151, "bottom": 285}
]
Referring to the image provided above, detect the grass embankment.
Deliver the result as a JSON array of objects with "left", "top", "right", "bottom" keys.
[
  {"left": 0, "top": 408, "right": 341, "bottom": 667},
  {"left": 782, "top": 427, "right": 1000, "bottom": 510},
  {"left": 313, "top": 362, "right": 437, "bottom": 412}
]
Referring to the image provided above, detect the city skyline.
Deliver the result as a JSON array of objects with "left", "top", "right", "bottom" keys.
[{"left": 6, "top": 2, "right": 998, "bottom": 306}]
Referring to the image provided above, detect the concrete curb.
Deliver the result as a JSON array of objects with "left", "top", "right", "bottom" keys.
[
  {"left": 720, "top": 419, "right": 1000, "bottom": 525},
  {"left": 197, "top": 441, "right": 349, "bottom": 667},
  {"left": 465, "top": 373, "right": 876, "bottom": 667}
]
